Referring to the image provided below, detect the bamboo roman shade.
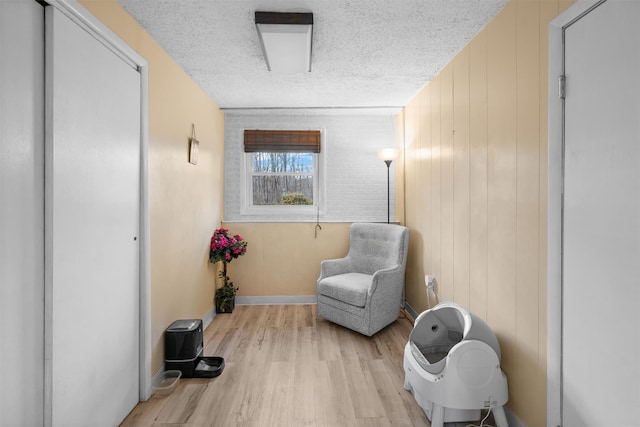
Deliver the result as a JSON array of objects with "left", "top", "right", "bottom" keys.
[{"left": 244, "top": 130, "right": 321, "bottom": 153}]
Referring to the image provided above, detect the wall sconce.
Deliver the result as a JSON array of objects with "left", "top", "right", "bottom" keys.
[
  {"left": 255, "top": 12, "right": 313, "bottom": 73},
  {"left": 377, "top": 148, "right": 399, "bottom": 224}
]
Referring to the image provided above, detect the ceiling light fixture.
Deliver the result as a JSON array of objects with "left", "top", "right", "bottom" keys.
[{"left": 255, "top": 12, "right": 313, "bottom": 73}]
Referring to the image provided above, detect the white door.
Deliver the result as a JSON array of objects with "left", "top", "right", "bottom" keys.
[
  {"left": 46, "top": 7, "right": 141, "bottom": 426},
  {"left": 0, "top": 1, "right": 45, "bottom": 425},
  {"left": 562, "top": 0, "right": 640, "bottom": 425}
]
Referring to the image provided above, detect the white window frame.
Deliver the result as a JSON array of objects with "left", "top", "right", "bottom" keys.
[
  {"left": 240, "top": 152, "right": 324, "bottom": 219},
  {"left": 240, "top": 135, "right": 325, "bottom": 218}
]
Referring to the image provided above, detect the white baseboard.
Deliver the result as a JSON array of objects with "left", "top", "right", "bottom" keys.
[
  {"left": 235, "top": 295, "right": 317, "bottom": 305},
  {"left": 404, "top": 301, "right": 419, "bottom": 320},
  {"left": 150, "top": 364, "right": 164, "bottom": 394},
  {"left": 202, "top": 306, "right": 216, "bottom": 329}
]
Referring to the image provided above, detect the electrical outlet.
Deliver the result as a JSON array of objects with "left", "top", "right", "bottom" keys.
[{"left": 425, "top": 275, "right": 436, "bottom": 292}]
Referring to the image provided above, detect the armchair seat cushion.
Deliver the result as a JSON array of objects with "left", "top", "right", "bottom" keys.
[{"left": 317, "top": 272, "right": 371, "bottom": 307}]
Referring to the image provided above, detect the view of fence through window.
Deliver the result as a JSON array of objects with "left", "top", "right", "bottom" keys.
[{"left": 251, "top": 152, "right": 314, "bottom": 205}]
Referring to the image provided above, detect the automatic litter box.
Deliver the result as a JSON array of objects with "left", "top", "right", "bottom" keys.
[
  {"left": 165, "top": 319, "right": 224, "bottom": 378},
  {"left": 403, "top": 302, "right": 509, "bottom": 427}
]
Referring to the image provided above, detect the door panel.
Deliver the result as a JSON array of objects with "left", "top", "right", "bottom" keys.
[
  {"left": 46, "top": 7, "right": 140, "bottom": 426},
  {"left": 0, "top": 1, "right": 45, "bottom": 424},
  {"left": 563, "top": 0, "right": 640, "bottom": 424}
]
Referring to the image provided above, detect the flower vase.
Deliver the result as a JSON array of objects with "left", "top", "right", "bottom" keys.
[
  {"left": 215, "top": 262, "right": 236, "bottom": 313},
  {"left": 215, "top": 295, "right": 234, "bottom": 313}
]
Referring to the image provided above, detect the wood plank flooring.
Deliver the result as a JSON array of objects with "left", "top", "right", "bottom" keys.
[{"left": 120, "top": 304, "right": 430, "bottom": 427}]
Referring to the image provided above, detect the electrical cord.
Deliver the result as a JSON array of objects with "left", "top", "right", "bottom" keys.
[{"left": 466, "top": 408, "right": 495, "bottom": 427}]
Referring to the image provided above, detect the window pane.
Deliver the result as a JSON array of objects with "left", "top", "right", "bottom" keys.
[
  {"left": 252, "top": 152, "right": 313, "bottom": 173},
  {"left": 252, "top": 175, "right": 314, "bottom": 205}
]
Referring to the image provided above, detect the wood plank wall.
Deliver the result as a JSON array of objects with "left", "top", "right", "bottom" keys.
[{"left": 400, "top": 1, "right": 574, "bottom": 425}]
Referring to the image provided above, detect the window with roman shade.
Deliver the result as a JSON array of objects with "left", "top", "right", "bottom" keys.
[{"left": 242, "top": 130, "right": 322, "bottom": 211}]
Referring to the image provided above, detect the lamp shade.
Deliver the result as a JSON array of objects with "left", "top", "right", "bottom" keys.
[
  {"left": 255, "top": 12, "right": 313, "bottom": 73},
  {"left": 377, "top": 148, "right": 400, "bottom": 162}
]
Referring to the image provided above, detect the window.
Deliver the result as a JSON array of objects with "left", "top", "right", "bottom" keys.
[
  {"left": 250, "top": 152, "right": 315, "bottom": 205},
  {"left": 242, "top": 130, "right": 322, "bottom": 216}
]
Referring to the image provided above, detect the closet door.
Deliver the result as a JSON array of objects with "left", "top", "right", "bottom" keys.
[
  {"left": 562, "top": 0, "right": 640, "bottom": 424},
  {"left": 0, "top": 1, "right": 45, "bottom": 425},
  {"left": 46, "top": 7, "right": 140, "bottom": 426}
]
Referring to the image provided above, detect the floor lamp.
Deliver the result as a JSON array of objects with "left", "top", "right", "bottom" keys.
[{"left": 377, "top": 148, "right": 399, "bottom": 224}]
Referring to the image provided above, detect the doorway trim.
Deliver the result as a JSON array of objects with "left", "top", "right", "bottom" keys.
[
  {"left": 547, "top": 1, "right": 603, "bottom": 426},
  {"left": 45, "top": 0, "right": 151, "bottom": 404}
]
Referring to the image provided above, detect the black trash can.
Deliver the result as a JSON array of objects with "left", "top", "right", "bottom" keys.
[{"left": 165, "top": 319, "right": 224, "bottom": 378}]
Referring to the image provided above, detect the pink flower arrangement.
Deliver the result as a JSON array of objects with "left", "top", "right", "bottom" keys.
[{"left": 209, "top": 228, "right": 247, "bottom": 264}]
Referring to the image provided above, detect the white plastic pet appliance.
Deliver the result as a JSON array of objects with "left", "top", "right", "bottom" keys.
[{"left": 403, "top": 301, "right": 509, "bottom": 427}]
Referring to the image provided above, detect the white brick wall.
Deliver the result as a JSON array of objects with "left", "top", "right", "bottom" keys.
[{"left": 224, "top": 111, "right": 398, "bottom": 222}]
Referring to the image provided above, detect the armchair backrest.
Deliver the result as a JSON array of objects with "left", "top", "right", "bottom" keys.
[{"left": 347, "top": 223, "right": 409, "bottom": 275}]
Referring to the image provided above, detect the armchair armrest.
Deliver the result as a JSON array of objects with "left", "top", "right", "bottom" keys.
[
  {"left": 368, "top": 264, "right": 404, "bottom": 298},
  {"left": 369, "top": 264, "right": 404, "bottom": 293},
  {"left": 318, "top": 257, "right": 353, "bottom": 281}
]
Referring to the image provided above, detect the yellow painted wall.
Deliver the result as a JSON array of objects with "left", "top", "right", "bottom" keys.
[
  {"left": 401, "top": 1, "right": 573, "bottom": 425},
  {"left": 80, "top": 0, "right": 225, "bottom": 375},
  {"left": 220, "top": 222, "right": 352, "bottom": 296}
]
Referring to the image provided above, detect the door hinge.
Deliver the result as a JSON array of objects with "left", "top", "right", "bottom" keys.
[{"left": 559, "top": 75, "right": 566, "bottom": 99}]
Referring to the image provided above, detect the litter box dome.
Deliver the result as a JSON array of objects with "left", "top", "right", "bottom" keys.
[{"left": 408, "top": 302, "right": 501, "bottom": 374}]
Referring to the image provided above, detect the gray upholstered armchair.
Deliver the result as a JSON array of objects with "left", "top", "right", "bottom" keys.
[{"left": 316, "top": 223, "right": 410, "bottom": 336}]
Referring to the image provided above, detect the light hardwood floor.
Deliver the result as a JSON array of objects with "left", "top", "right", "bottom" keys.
[{"left": 120, "top": 304, "right": 431, "bottom": 427}]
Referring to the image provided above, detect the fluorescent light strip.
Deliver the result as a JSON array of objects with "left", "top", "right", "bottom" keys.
[{"left": 255, "top": 12, "right": 313, "bottom": 73}]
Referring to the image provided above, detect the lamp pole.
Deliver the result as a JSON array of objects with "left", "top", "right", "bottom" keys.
[
  {"left": 385, "top": 159, "right": 392, "bottom": 224},
  {"left": 377, "top": 148, "right": 399, "bottom": 225}
]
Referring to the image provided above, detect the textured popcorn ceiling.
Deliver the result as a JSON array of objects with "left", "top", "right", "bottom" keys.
[{"left": 117, "top": 0, "right": 507, "bottom": 109}]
